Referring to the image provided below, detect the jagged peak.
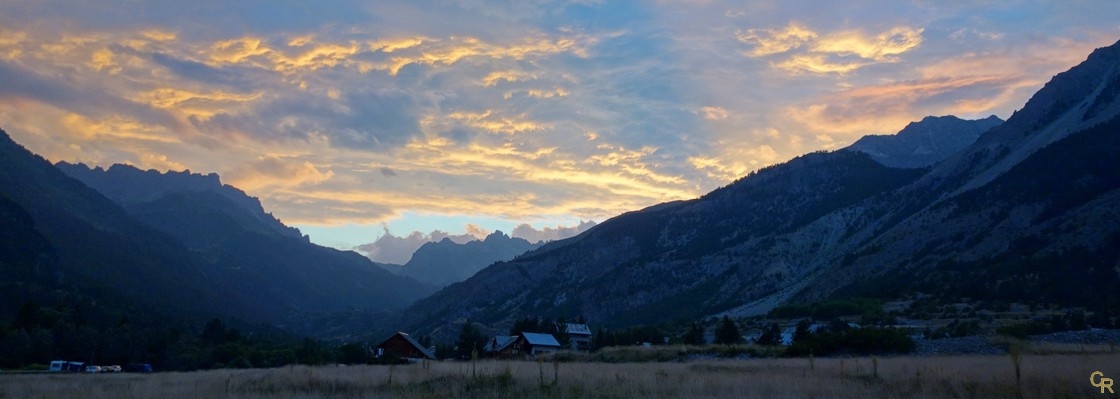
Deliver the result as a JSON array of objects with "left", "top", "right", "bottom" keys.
[{"left": 844, "top": 115, "right": 1005, "bottom": 169}]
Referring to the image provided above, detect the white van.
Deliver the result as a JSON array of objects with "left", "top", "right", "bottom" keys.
[{"left": 49, "top": 360, "right": 66, "bottom": 372}]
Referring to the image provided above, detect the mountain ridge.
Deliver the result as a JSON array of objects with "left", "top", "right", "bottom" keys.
[
  {"left": 392, "top": 230, "right": 543, "bottom": 287},
  {"left": 845, "top": 115, "right": 1003, "bottom": 168},
  {"left": 2, "top": 139, "right": 435, "bottom": 339}
]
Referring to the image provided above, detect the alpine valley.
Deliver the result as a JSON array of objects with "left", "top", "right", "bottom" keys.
[{"left": 1, "top": 39, "right": 1119, "bottom": 352}]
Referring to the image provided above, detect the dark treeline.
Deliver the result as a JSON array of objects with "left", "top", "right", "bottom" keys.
[{"left": 0, "top": 299, "right": 361, "bottom": 371}]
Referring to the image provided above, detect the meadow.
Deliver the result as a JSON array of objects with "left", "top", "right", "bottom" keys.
[{"left": 2, "top": 344, "right": 1118, "bottom": 399}]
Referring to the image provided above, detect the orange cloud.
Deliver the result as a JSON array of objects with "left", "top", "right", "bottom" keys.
[
  {"left": 138, "top": 153, "right": 187, "bottom": 172},
  {"left": 135, "top": 88, "right": 262, "bottom": 120},
  {"left": 784, "top": 75, "right": 1017, "bottom": 141},
  {"left": 741, "top": 23, "right": 923, "bottom": 75},
  {"left": 700, "top": 106, "right": 729, "bottom": 120},
  {"left": 226, "top": 155, "right": 334, "bottom": 191},
  {"left": 736, "top": 23, "right": 817, "bottom": 56},
  {"left": 810, "top": 26, "right": 923, "bottom": 62}
]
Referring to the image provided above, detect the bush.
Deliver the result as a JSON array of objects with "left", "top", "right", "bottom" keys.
[{"left": 786, "top": 326, "right": 914, "bottom": 356}]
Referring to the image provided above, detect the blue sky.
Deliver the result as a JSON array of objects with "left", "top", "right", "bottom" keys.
[{"left": 0, "top": 1, "right": 1117, "bottom": 262}]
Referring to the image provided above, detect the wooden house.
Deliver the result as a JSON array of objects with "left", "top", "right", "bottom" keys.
[
  {"left": 561, "top": 323, "right": 593, "bottom": 351},
  {"left": 374, "top": 331, "right": 435, "bottom": 360},
  {"left": 512, "top": 332, "right": 562, "bottom": 355}
]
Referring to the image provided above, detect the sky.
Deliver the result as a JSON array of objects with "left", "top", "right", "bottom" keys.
[{"left": 1, "top": 1, "right": 1117, "bottom": 263}]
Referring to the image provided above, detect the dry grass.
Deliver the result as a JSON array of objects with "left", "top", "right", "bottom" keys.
[{"left": 2, "top": 352, "right": 1118, "bottom": 398}]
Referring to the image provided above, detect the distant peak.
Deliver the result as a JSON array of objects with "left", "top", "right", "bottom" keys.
[
  {"left": 484, "top": 230, "right": 509, "bottom": 240},
  {"left": 845, "top": 115, "right": 1004, "bottom": 168}
]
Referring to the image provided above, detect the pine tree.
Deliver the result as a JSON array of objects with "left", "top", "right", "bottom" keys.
[
  {"left": 714, "top": 316, "right": 741, "bottom": 345},
  {"left": 683, "top": 323, "right": 706, "bottom": 345}
]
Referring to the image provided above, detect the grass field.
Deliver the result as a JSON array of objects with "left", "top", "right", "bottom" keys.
[{"left": 2, "top": 346, "right": 1118, "bottom": 398}]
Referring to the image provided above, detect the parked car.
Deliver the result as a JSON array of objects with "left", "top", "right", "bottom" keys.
[
  {"left": 104, "top": 365, "right": 122, "bottom": 373},
  {"left": 123, "top": 363, "right": 153, "bottom": 373},
  {"left": 85, "top": 365, "right": 101, "bottom": 373}
]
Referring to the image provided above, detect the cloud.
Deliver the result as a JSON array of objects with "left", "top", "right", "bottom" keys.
[
  {"left": 810, "top": 26, "right": 923, "bottom": 62},
  {"left": 699, "top": 106, "right": 729, "bottom": 121},
  {"left": 784, "top": 75, "right": 1015, "bottom": 139},
  {"left": 736, "top": 23, "right": 818, "bottom": 56},
  {"left": 511, "top": 220, "right": 598, "bottom": 243},
  {"left": 137, "top": 153, "right": 187, "bottom": 172},
  {"left": 225, "top": 155, "right": 334, "bottom": 191},
  {"left": 2, "top": 0, "right": 1119, "bottom": 252},
  {"left": 739, "top": 23, "right": 923, "bottom": 74},
  {"left": 689, "top": 142, "right": 779, "bottom": 181},
  {"left": 782, "top": 34, "right": 1109, "bottom": 141},
  {"left": 354, "top": 225, "right": 487, "bottom": 264}
]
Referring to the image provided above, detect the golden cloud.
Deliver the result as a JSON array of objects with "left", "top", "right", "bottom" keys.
[
  {"left": 741, "top": 23, "right": 923, "bottom": 75},
  {"left": 209, "top": 37, "right": 271, "bottom": 64},
  {"left": 60, "top": 113, "right": 180, "bottom": 144},
  {"left": 369, "top": 37, "right": 428, "bottom": 53},
  {"left": 133, "top": 88, "right": 263, "bottom": 123},
  {"left": 445, "top": 110, "right": 547, "bottom": 134},
  {"left": 397, "top": 135, "right": 696, "bottom": 206},
  {"left": 810, "top": 26, "right": 923, "bottom": 62},
  {"left": 139, "top": 30, "right": 177, "bottom": 42},
  {"left": 377, "top": 35, "right": 589, "bottom": 76},
  {"left": 774, "top": 54, "right": 866, "bottom": 74},
  {"left": 736, "top": 23, "right": 818, "bottom": 56},
  {"left": 226, "top": 155, "right": 334, "bottom": 192},
  {"left": 784, "top": 75, "right": 1016, "bottom": 141},
  {"left": 689, "top": 142, "right": 779, "bottom": 182},
  {"left": 138, "top": 153, "right": 187, "bottom": 172},
  {"left": 481, "top": 70, "right": 538, "bottom": 87},
  {"left": 700, "top": 106, "right": 729, "bottom": 120}
]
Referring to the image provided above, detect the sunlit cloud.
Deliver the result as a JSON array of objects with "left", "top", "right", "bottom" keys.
[
  {"left": 226, "top": 155, "right": 335, "bottom": 192},
  {"left": 736, "top": 23, "right": 818, "bottom": 56},
  {"left": 60, "top": 113, "right": 180, "bottom": 144},
  {"left": 784, "top": 75, "right": 1014, "bottom": 138},
  {"left": 699, "top": 106, "right": 729, "bottom": 121},
  {"left": 740, "top": 23, "right": 923, "bottom": 75},
  {"left": 811, "top": 26, "right": 923, "bottom": 62},
  {"left": 138, "top": 153, "right": 187, "bottom": 172},
  {"left": 0, "top": 0, "right": 1117, "bottom": 251}
]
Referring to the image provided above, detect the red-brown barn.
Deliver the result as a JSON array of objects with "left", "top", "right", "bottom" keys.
[{"left": 374, "top": 332, "right": 435, "bottom": 360}]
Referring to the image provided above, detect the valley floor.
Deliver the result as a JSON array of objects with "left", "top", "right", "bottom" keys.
[{"left": 3, "top": 346, "right": 1119, "bottom": 399}]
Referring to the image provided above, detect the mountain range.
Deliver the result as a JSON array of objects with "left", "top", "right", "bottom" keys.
[
  {"left": 383, "top": 231, "right": 543, "bottom": 287},
  {"left": 395, "top": 39, "right": 1120, "bottom": 336},
  {"left": 0, "top": 144, "right": 435, "bottom": 338}
]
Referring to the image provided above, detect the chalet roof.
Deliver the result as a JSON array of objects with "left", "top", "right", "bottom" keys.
[
  {"left": 563, "top": 323, "right": 592, "bottom": 336},
  {"left": 379, "top": 331, "right": 435, "bottom": 359},
  {"left": 521, "top": 332, "right": 561, "bottom": 347},
  {"left": 486, "top": 335, "right": 517, "bottom": 352}
]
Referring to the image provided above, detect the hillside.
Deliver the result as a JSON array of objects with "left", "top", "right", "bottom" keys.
[
  {"left": 54, "top": 162, "right": 435, "bottom": 336},
  {"left": 0, "top": 130, "right": 218, "bottom": 325},
  {"left": 396, "top": 39, "right": 1120, "bottom": 336}
]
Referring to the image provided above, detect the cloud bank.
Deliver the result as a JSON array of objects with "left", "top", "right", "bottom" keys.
[{"left": 0, "top": 1, "right": 1117, "bottom": 249}]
